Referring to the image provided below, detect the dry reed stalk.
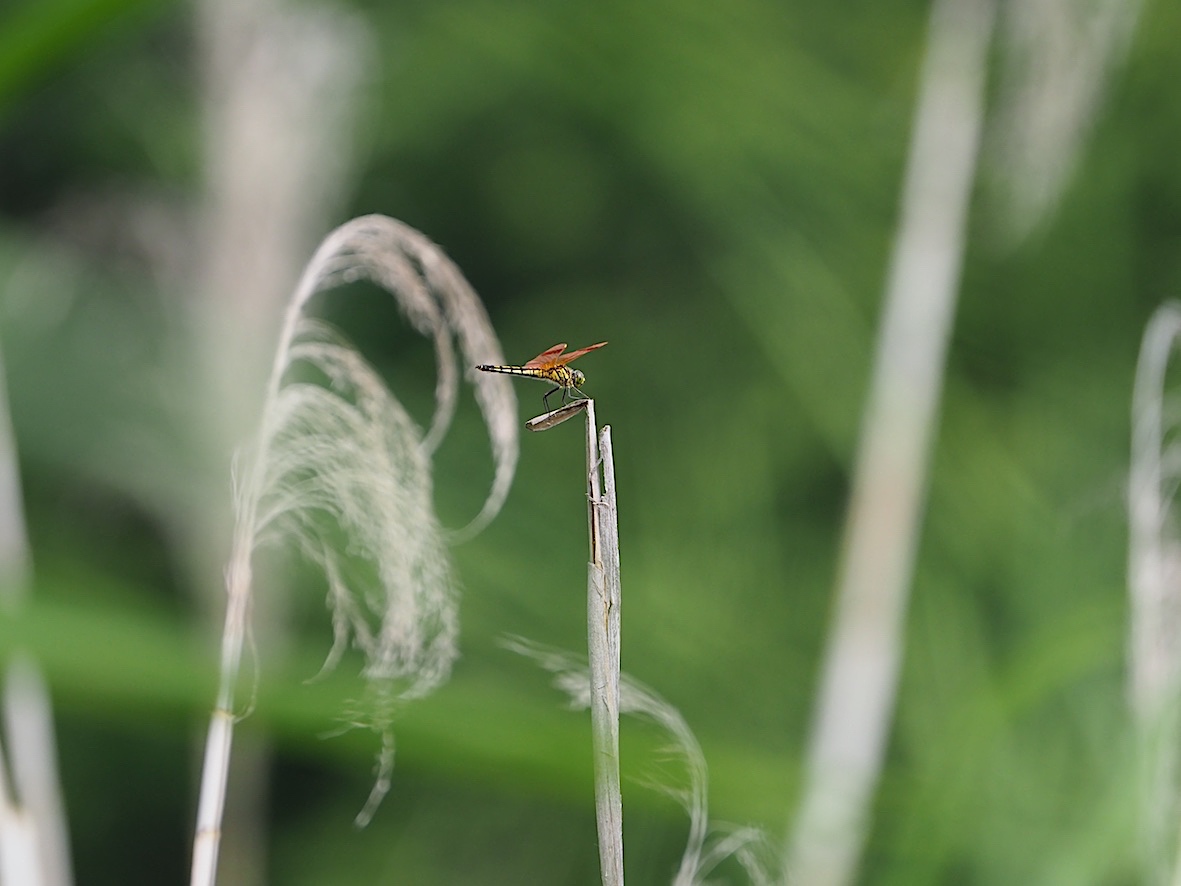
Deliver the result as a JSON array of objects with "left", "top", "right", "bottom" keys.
[
  {"left": 784, "top": 0, "right": 995, "bottom": 882},
  {"left": 0, "top": 343, "right": 71, "bottom": 886},
  {"left": 527, "top": 399, "right": 623, "bottom": 885},
  {"left": 1129, "top": 302, "right": 1181, "bottom": 884}
]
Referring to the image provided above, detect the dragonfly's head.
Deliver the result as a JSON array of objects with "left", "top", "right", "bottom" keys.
[{"left": 571, "top": 369, "right": 586, "bottom": 387}]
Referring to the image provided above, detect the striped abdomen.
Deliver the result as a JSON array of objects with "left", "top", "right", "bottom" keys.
[{"left": 476, "top": 364, "right": 580, "bottom": 388}]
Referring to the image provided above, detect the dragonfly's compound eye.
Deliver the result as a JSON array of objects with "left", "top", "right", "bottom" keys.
[{"left": 572, "top": 369, "right": 586, "bottom": 386}]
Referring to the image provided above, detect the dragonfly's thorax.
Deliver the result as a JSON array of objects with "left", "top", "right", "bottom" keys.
[{"left": 542, "top": 365, "right": 580, "bottom": 389}]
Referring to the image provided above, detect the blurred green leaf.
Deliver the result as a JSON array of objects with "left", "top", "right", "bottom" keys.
[{"left": 0, "top": 0, "right": 172, "bottom": 115}]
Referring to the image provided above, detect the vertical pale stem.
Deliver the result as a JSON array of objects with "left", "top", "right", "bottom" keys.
[
  {"left": 3, "top": 661, "right": 69, "bottom": 886},
  {"left": 0, "top": 801, "right": 40, "bottom": 886},
  {"left": 585, "top": 400, "right": 603, "bottom": 565},
  {"left": 190, "top": 549, "right": 253, "bottom": 886},
  {"left": 1128, "top": 303, "right": 1181, "bottom": 883},
  {"left": 785, "top": 0, "right": 995, "bottom": 883},
  {"left": 598, "top": 427, "right": 622, "bottom": 658},
  {"left": 585, "top": 404, "right": 623, "bottom": 885},
  {"left": 1129, "top": 304, "right": 1181, "bottom": 717},
  {"left": 0, "top": 335, "right": 70, "bottom": 886},
  {"left": 190, "top": 5, "right": 366, "bottom": 882},
  {"left": 190, "top": 712, "right": 233, "bottom": 886}
]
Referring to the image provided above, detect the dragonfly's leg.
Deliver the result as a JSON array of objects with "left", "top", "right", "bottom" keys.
[{"left": 544, "top": 386, "right": 560, "bottom": 413}]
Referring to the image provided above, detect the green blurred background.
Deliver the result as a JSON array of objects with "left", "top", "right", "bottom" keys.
[{"left": 0, "top": 0, "right": 1177, "bottom": 882}]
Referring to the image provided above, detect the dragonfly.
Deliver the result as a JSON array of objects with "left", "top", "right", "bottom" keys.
[{"left": 477, "top": 341, "right": 608, "bottom": 412}]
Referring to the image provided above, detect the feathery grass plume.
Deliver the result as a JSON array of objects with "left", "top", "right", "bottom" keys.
[
  {"left": 191, "top": 215, "right": 517, "bottom": 886},
  {"left": 988, "top": 0, "right": 1143, "bottom": 242},
  {"left": 1128, "top": 302, "right": 1181, "bottom": 883},
  {"left": 503, "top": 638, "right": 774, "bottom": 886}
]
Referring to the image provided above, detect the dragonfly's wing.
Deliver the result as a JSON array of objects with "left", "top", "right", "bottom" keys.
[
  {"left": 523, "top": 343, "right": 568, "bottom": 368},
  {"left": 550, "top": 341, "right": 608, "bottom": 366}
]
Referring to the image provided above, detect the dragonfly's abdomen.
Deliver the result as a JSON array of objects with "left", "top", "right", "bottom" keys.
[{"left": 476, "top": 364, "right": 579, "bottom": 388}]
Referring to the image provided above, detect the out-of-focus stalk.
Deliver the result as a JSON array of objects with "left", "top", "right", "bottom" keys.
[
  {"left": 784, "top": 0, "right": 996, "bottom": 883},
  {"left": 0, "top": 342, "right": 71, "bottom": 886},
  {"left": 1128, "top": 302, "right": 1181, "bottom": 885}
]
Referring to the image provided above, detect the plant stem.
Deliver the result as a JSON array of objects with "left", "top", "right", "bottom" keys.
[
  {"left": 190, "top": 547, "right": 254, "bottom": 886},
  {"left": 584, "top": 404, "right": 623, "bottom": 885},
  {"left": 1129, "top": 303, "right": 1181, "bottom": 882},
  {"left": 784, "top": 0, "right": 995, "bottom": 882},
  {"left": 526, "top": 397, "right": 623, "bottom": 880},
  {"left": 0, "top": 342, "right": 69, "bottom": 886}
]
